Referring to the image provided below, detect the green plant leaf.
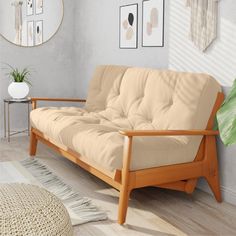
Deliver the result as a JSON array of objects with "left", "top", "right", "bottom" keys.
[
  {"left": 1, "top": 63, "right": 33, "bottom": 85},
  {"left": 216, "top": 79, "right": 236, "bottom": 146}
]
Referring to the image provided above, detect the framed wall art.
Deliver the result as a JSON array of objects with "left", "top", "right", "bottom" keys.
[
  {"left": 142, "top": 0, "right": 165, "bottom": 47},
  {"left": 35, "top": 20, "right": 43, "bottom": 45},
  {"left": 27, "top": 0, "right": 34, "bottom": 16},
  {"left": 119, "top": 4, "right": 138, "bottom": 49}
]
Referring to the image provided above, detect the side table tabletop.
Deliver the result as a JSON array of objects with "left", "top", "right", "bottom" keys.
[{"left": 3, "top": 98, "right": 32, "bottom": 142}]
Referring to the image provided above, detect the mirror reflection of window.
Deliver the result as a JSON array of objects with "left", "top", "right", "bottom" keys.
[{"left": 0, "top": 0, "right": 63, "bottom": 47}]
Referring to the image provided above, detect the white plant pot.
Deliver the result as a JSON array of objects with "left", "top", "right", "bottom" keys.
[{"left": 8, "top": 82, "right": 29, "bottom": 99}]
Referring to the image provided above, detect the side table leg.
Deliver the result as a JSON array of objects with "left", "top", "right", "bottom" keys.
[
  {"left": 28, "top": 102, "right": 30, "bottom": 136},
  {"left": 7, "top": 103, "right": 10, "bottom": 142},
  {"left": 4, "top": 102, "right": 6, "bottom": 138}
]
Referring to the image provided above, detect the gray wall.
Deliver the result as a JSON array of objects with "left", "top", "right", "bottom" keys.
[
  {"left": 74, "top": 0, "right": 169, "bottom": 98},
  {"left": 0, "top": 0, "right": 76, "bottom": 135}
]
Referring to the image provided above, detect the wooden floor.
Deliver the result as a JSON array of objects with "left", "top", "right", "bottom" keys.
[{"left": 1, "top": 136, "right": 236, "bottom": 236}]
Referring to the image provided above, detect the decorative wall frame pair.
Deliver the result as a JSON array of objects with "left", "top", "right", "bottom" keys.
[
  {"left": 119, "top": 0, "right": 165, "bottom": 49},
  {"left": 27, "top": 0, "right": 44, "bottom": 46},
  {"left": 27, "top": 0, "right": 43, "bottom": 16}
]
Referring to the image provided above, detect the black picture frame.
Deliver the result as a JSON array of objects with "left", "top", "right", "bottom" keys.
[
  {"left": 142, "top": 0, "right": 165, "bottom": 47},
  {"left": 119, "top": 3, "right": 138, "bottom": 49}
]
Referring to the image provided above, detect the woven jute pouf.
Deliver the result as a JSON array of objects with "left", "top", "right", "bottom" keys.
[{"left": 0, "top": 183, "right": 73, "bottom": 236}]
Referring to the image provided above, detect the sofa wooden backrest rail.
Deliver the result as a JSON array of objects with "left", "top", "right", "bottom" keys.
[{"left": 29, "top": 65, "right": 224, "bottom": 224}]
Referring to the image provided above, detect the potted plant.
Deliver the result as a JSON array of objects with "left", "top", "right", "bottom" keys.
[
  {"left": 4, "top": 64, "right": 32, "bottom": 99},
  {"left": 215, "top": 80, "right": 236, "bottom": 146}
]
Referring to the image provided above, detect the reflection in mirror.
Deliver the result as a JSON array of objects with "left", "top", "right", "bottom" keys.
[{"left": 0, "top": 0, "right": 63, "bottom": 47}]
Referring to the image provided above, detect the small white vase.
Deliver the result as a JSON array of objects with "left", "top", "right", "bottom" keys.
[{"left": 8, "top": 82, "right": 29, "bottom": 99}]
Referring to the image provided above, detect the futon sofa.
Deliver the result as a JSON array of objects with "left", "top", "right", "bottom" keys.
[{"left": 30, "top": 65, "right": 224, "bottom": 224}]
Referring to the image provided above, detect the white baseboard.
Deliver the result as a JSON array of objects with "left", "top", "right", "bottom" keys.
[
  {"left": 198, "top": 182, "right": 236, "bottom": 206},
  {"left": 221, "top": 186, "right": 236, "bottom": 206}
]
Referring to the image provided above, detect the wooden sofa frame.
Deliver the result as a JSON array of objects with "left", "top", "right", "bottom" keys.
[{"left": 29, "top": 93, "right": 224, "bottom": 225}]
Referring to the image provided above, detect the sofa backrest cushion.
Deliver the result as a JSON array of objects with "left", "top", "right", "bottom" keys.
[
  {"left": 100, "top": 67, "right": 221, "bottom": 132},
  {"left": 85, "top": 65, "right": 129, "bottom": 112}
]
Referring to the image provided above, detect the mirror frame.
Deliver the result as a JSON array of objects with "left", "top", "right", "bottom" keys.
[{"left": 0, "top": 0, "right": 64, "bottom": 47}]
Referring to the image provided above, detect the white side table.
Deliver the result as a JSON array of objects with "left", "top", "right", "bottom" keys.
[{"left": 3, "top": 98, "right": 31, "bottom": 142}]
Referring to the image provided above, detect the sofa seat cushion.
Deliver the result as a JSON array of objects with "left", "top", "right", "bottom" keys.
[
  {"left": 59, "top": 122, "right": 201, "bottom": 172},
  {"left": 31, "top": 106, "right": 202, "bottom": 172},
  {"left": 30, "top": 107, "right": 88, "bottom": 144}
]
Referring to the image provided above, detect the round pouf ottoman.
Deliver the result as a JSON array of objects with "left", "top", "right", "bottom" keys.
[{"left": 0, "top": 183, "right": 73, "bottom": 236}]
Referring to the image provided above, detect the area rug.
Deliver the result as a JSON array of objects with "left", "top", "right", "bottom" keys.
[{"left": 0, "top": 159, "right": 107, "bottom": 226}]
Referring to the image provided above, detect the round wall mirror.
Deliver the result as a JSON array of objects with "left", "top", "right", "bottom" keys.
[{"left": 0, "top": 0, "right": 64, "bottom": 47}]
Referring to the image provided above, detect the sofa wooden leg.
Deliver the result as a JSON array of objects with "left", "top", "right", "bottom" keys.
[
  {"left": 205, "top": 174, "right": 222, "bottom": 203},
  {"left": 204, "top": 136, "right": 222, "bottom": 203},
  {"left": 118, "top": 136, "right": 133, "bottom": 225},
  {"left": 118, "top": 188, "right": 131, "bottom": 225},
  {"left": 29, "top": 130, "right": 38, "bottom": 156}
]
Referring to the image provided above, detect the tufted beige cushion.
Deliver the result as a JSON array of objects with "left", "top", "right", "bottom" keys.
[
  {"left": 31, "top": 66, "right": 221, "bottom": 173},
  {"left": 85, "top": 65, "right": 129, "bottom": 112},
  {"left": 30, "top": 107, "right": 88, "bottom": 145}
]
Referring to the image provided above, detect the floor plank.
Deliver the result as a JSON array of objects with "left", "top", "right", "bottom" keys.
[{"left": 1, "top": 136, "right": 236, "bottom": 236}]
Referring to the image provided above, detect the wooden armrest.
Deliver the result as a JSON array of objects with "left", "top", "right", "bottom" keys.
[
  {"left": 119, "top": 130, "right": 219, "bottom": 137},
  {"left": 30, "top": 97, "right": 86, "bottom": 109},
  {"left": 30, "top": 97, "right": 86, "bottom": 102}
]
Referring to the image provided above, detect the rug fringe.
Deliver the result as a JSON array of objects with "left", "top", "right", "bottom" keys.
[{"left": 21, "top": 159, "right": 108, "bottom": 225}]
